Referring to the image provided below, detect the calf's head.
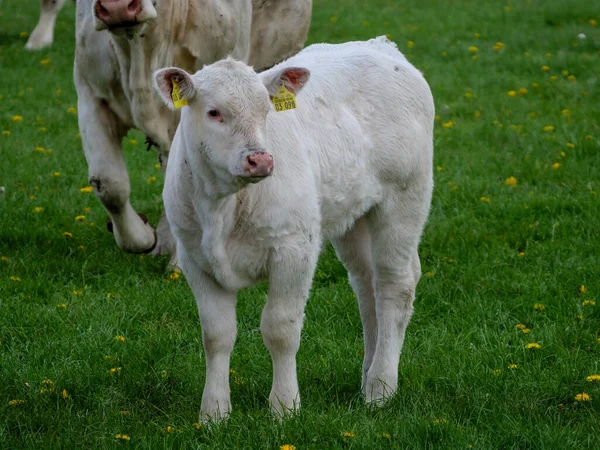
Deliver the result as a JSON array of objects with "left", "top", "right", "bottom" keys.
[
  {"left": 153, "top": 59, "right": 309, "bottom": 187},
  {"left": 93, "top": 0, "right": 157, "bottom": 35}
]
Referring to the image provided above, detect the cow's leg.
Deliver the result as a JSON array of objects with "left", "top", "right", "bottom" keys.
[
  {"left": 179, "top": 250, "right": 237, "bottom": 421},
  {"left": 364, "top": 188, "right": 430, "bottom": 405},
  {"left": 150, "top": 151, "right": 177, "bottom": 266},
  {"left": 77, "top": 82, "right": 156, "bottom": 253},
  {"left": 331, "top": 217, "right": 377, "bottom": 392},
  {"left": 25, "top": 0, "right": 67, "bottom": 50},
  {"left": 262, "top": 236, "right": 319, "bottom": 416}
]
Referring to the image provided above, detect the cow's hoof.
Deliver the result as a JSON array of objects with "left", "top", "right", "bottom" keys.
[{"left": 25, "top": 34, "right": 53, "bottom": 50}]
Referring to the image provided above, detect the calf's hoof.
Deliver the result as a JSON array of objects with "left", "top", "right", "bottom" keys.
[
  {"left": 106, "top": 213, "right": 157, "bottom": 253},
  {"left": 363, "top": 373, "right": 397, "bottom": 406}
]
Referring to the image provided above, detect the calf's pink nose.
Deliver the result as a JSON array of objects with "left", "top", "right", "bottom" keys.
[
  {"left": 95, "top": 0, "right": 141, "bottom": 26},
  {"left": 245, "top": 152, "right": 274, "bottom": 177}
]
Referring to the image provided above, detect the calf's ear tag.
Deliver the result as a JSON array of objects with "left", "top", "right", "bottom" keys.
[
  {"left": 171, "top": 80, "right": 188, "bottom": 108},
  {"left": 271, "top": 84, "right": 296, "bottom": 112}
]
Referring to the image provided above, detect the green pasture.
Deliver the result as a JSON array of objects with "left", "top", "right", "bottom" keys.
[{"left": 1, "top": 0, "right": 599, "bottom": 448}]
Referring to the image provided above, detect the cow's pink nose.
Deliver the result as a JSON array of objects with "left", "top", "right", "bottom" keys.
[
  {"left": 245, "top": 152, "right": 274, "bottom": 177},
  {"left": 95, "top": 0, "right": 141, "bottom": 26}
]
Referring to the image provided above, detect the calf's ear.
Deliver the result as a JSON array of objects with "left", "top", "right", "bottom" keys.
[
  {"left": 153, "top": 68, "right": 196, "bottom": 110},
  {"left": 261, "top": 67, "right": 310, "bottom": 97}
]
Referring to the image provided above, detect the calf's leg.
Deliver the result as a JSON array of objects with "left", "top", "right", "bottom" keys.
[
  {"left": 77, "top": 80, "right": 156, "bottom": 253},
  {"left": 262, "top": 237, "right": 319, "bottom": 416},
  {"left": 364, "top": 188, "right": 429, "bottom": 405},
  {"left": 331, "top": 217, "right": 377, "bottom": 392},
  {"left": 26, "top": 0, "right": 67, "bottom": 50},
  {"left": 179, "top": 250, "right": 237, "bottom": 421}
]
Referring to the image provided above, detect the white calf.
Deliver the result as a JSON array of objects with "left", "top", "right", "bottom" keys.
[{"left": 154, "top": 36, "right": 434, "bottom": 420}]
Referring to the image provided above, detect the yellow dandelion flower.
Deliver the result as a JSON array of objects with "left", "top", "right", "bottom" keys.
[
  {"left": 543, "top": 125, "right": 555, "bottom": 132},
  {"left": 473, "top": 110, "right": 481, "bottom": 118},
  {"left": 567, "top": 75, "right": 576, "bottom": 81},
  {"left": 67, "top": 107, "right": 77, "bottom": 114},
  {"left": 114, "top": 335, "right": 126, "bottom": 342},
  {"left": 61, "top": 389, "right": 68, "bottom": 399},
  {"left": 154, "top": 163, "right": 161, "bottom": 169},
  {"left": 362, "top": 21, "right": 369, "bottom": 27},
  {"left": 382, "top": 433, "right": 391, "bottom": 439},
  {"left": 518, "top": 251, "right": 525, "bottom": 257},
  {"left": 493, "top": 42, "right": 504, "bottom": 51},
  {"left": 57, "top": 303, "right": 67, "bottom": 308},
  {"left": 80, "top": 186, "right": 93, "bottom": 193},
  {"left": 542, "top": 65, "right": 550, "bottom": 72},
  {"left": 516, "top": 324, "right": 527, "bottom": 329},
  {"left": 120, "top": 410, "right": 129, "bottom": 415},
  {"left": 115, "top": 434, "right": 131, "bottom": 441},
  {"left": 582, "top": 300, "right": 595, "bottom": 306},
  {"left": 407, "top": 41, "right": 414, "bottom": 49},
  {"left": 508, "top": 363, "right": 518, "bottom": 369},
  {"left": 10, "top": 276, "right": 21, "bottom": 281},
  {"left": 106, "top": 292, "right": 119, "bottom": 299},
  {"left": 109, "top": 367, "right": 122, "bottom": 374},
  {"left": 525, "top": 342, "right": 541, "bottom": 349},
  {"left": 78, "top": 245, "right": 86, "bottom": 251},
  {"left": 433, "top": 418, "right": 448, "bottom": 424},
  {"left": 164, "top": 426, "right": 174, "bottom": 433},
  {"left": 519, "top": 88, "right": 528, "bottom": 95},
  {"left": 39, "top": 127, "right": 47, "bottom": 132},
  {"left": 33, "top": 206, "right": 44, "bottom": 213},
  {"left": 522, "top": 328, "right": 531, "bottom": 334},
  {"left": 474, "top": 33, "right": 480, "bottom": 38},
  {"left": 532, "top": 82, "right": 540, "bottom": 88},
  {"left": 589, "top": 19, "right": 597, "bottom": 26},
  {"left": 192, "top": 423, "right": 201, "bottom": 430},
  {"left": 552, "top": 163, "right": 561, "bottom": 169},
  {"left": 561, "top": 70, "right": 569, "bottom": 76},
  {"left": 72, "top": 290, "right": 83, "bottom": 295},
  {"left": 2, "top": 131, "right": 10, "bottom": 136},
  {"left": 493, "top": 369, "right": 502, "bottom": 376},
  {"left": 75, "top": 215, "right": 86, "bottom": 221},
  {"left": 441, "top": 51, "right": 448, "bottom": 57},
  {"left": 468, "top": 46, "right": 478, "bottom": 53},
  {"left": 463, "top": 92, "right": 472, "bottom": 99},
  {"left": 585, "top": 135, "right": 593, "bottom": 140},
  {"left": 169, "top": 271, "right": 180, "bottom": 280},
  {"left": 550, "top": 75, "right": 558, "bottom": 81},
  {"left": 56, "top": 89, "right": 61, "bottom": 95},
  {"left": 20, "top": 31, "right": 29, "bottom": 38},
  {"left": 577, "top": 314, "right": 583, "bottom": 320},
  {"left": 505, "top": 176, "right": 518, "bottom": 187},
  {"left": 533, "top": 303, "right": 545, "bottom": 311},
  {"left": 280, "top": 446, "right": 296, "bottom": 450},
  {"left": 9, "top": 399, "right": 25, "bottom": 406},
  {"left": 574, "top": 393, "right": 590, "bottom": 402},
  {"left": 52, "top": 171, "right": 61, "bottom": 177},
  {"left": 586, "top": 374, "right": 600, "bottom": 382},
  {"left": 480, "top": 197, "right": 491, "bottom": 203},
  {"left": 1, "top": 256, "right": 8, "bottom": 261},
  {"left": 40, "top": 58, "right": 51, "bottom": 66},
  {"left": 129, "top": 139, "right": 137, "bottom": 144},
  {"left": 566, "top": 143, "right": 575, "bottom": 148},
  {"left": 329, "top": 16, "right": 337, "bottom": 22},
  {"left": 504, "top": 6, "right": 511, "bottom": 12},
  {"left": 442, "top": 120, "right": 456, "bottom": 129},
  {"left": 147, "top": 176, "right": 157, "bottom": 184},
  {"left": 12, "top": 115, "right": 23, "bottom": 122},
  {"left": 42, "top": 379, "right": 53, "bottom": 385},
  {"left": 425, "top": 271, "right": 434, "bottom": 277},
  {"left": 507, "top": 90, "right": 517, "bottom": 97},
  {"left": 62, "top": 232, "right": 73, "bottom": 238},
  {"left": 35, "top": 146, "right": 45, "bottom": 152},
  {"left": 578, "top": 285, "right": 588, "bottom": 294},
  {"left": 343, "top": 432, "right": 355, "bottom": 437}
]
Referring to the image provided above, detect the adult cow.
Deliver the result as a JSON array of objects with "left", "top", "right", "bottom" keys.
[{"left": 75, "top": 0, "right": 312, "bottom": 264}]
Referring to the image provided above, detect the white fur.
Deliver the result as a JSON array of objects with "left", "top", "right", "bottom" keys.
[
  {"left": 74, "top": 0, "right": 312, "bottom": 263},
  {"left": 158, "top": 36, "right": 434, "bottom": 420}
]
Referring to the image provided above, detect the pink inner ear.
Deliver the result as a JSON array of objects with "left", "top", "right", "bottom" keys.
[{"left": 283, "top": 68, "right": 308, "bottom": 93}]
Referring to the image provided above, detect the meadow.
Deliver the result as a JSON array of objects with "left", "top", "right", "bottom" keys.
[{"left": 1, "top": 0, "right": 599, "bottom": 448}]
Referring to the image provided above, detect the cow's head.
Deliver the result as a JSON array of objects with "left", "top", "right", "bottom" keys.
[
  {"left": 93, "top": 0, "right": 157, "bottom": 36},
  {"left": 153, "top": 60, "right": 310, "bottom": 187}
]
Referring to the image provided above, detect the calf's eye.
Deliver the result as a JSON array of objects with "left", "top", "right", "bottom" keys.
[{"left": 207, "top": 109, "right": 223, "bottom": 121}]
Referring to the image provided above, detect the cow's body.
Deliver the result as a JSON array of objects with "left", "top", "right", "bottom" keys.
[
  {"left": 155, "top": 36, "right": 434, "bottom": 419},
  {"left": 74, "top": 0, "right": 311, "bottom": 260}
]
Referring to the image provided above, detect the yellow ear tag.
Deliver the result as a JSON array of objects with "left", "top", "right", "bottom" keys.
[
  {"left": 171, "top": 80, "right": 188, "bottom": 109},
  {"left": 271, "top": 84, "right": 296, "bottom": 112}
]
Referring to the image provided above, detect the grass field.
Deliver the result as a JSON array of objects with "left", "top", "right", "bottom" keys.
[{"left": 1, "top": 0, "right": 599, "bottom": 448}]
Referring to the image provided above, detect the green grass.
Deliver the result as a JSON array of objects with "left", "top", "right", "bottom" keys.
[{"left": 1, "top": 0, "right": 599, "bottom": 448}]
